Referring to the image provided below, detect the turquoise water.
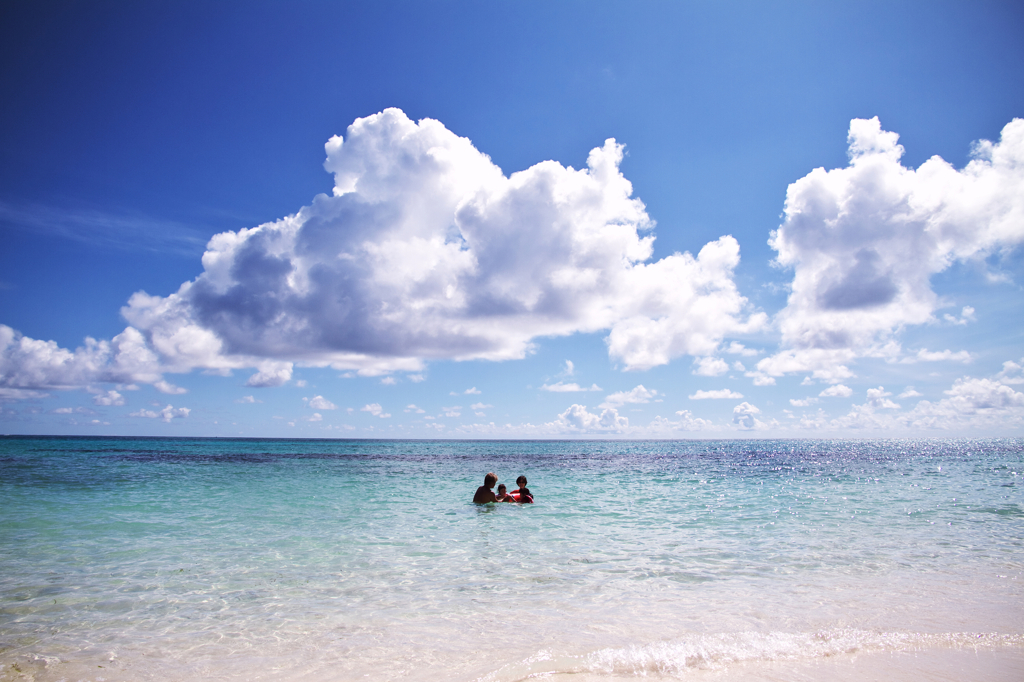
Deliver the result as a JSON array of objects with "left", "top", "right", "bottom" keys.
[{"left": 1, "top": 437, "right": 1022, "bottom": 681}]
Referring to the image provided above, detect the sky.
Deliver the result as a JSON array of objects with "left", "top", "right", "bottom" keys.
[{"left": 1, "top": 0, "right": 1023, "bottom": 438}]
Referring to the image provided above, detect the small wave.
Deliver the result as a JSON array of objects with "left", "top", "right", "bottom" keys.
[{"left": 482, "top": 630, "right": 1024, "bottom": 680}]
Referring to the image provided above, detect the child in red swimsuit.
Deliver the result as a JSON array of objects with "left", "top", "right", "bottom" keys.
[{"left": 514, "top": 475, "right": 533, "bottom": 503}]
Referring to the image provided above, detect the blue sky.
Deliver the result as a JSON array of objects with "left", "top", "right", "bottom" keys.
[{"left": 2, "top": 0, "right": 1023, "bottom": 437}]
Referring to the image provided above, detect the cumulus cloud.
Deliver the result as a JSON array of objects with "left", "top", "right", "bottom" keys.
[
  {"left": 692, "top": 356, "right": 729, "bottom": 376},
  {"left": 245, "top": 362, "right": 293, "bottom": 387},
  {"left": 865, "top": 387, "right": 900, "bottom": 410},
  {"left": 1, "top": 108, "right": 768, "bottom": 402},
  {"left": 732, "top": 402, "right": 764, "bottom": 430},
  {"left": 944, "top": 306, "right": 976, "bottom": 326},
  {"left": 153, "top": 379, "right": 187, "bottom": 394},
  {"left": 540, "top": 381, "right": 602, "bottom": 392},
  {"left": 129, "top": 404, "right": 190, "bottom": 423},
  {"left": 819, "top": 384, "right": 853, "bottom": 398},
  {"left": 361, "top": 403, "right": 390, "bottom": 418},
  {"left": 725, "top": 342, "right": 759, "bottom": 357},
  {"left": 997, "top": 360, "right": 1024, "bottom": 384},
  {"left": 91, "top": 389, "right": 125, "bottom": 406},
  {"left": 551, "top": 404, "right": 628, "bottom": 432},
  {"left": 600, "top": 384, "right": 659, "bottom": 409},
  {"left": 235, "top": 395, "right": 261, "bottom": 403},
  {"left": 898, "top": 387, "right": 922, "bottom": 398},
  {"left": 0, "top": 324, "right": 163, "bottom": 393},
  {"left": 405, "top": 403, "right": 426, "bottom": 413},
  {"left": 305, "top": 395, "right": 337, "bottom": 410},
  {"left": 789, "top": 397, "right": 817, "bottom": 407},
  {"left": 470, "top": 402, "right": 493, "bottom": 410},
  {"left": 689, "top": 389, "right": 744, "bottom": 400},
  {"left": 902, "top": 376, "right": 1024, "bottom": 429},
  {"left": 759, "top": 117, "right": 1024, "bottom": 379}
]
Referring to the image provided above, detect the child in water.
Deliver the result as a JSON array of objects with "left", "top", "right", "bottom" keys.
[
  {"left": 514, "top": 475, "right": 533, "bottom": 503},
  {"left": 495, "top": 484, "right": 515, "bottom": 502}
]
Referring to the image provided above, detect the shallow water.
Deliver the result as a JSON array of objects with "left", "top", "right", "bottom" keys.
[{"left": 1, "top": 437, "right": 1022, "bottom": 681}]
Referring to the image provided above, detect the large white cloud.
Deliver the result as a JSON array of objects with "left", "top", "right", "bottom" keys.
[
  {"left": 758, "top": 117, "right": 1024, "bottom": 380},
  {"left": 131, "top": 108, "right": 759, "bottom": 372},
  {"left": 1, "top": 109, "right": 761, "bottom": 398}
]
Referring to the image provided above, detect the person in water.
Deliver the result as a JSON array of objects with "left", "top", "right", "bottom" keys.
[
  {"left": 495, "top": 484, "right": 515, "bottom": 502},
  {"left": 514, "top": 475, "right": 533, "bottom": 503},
  {"left": 473, "top": 472, "right": 499, "bottom": 503}
]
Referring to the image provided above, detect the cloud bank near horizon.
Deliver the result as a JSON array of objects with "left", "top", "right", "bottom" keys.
[{"left": 1, "top": 111, "right": 1023, "bottom": 422}]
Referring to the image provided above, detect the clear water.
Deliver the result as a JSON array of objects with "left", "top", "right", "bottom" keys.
[{"left": 1, "top": 437, "right": 1022, "bottom": 681}]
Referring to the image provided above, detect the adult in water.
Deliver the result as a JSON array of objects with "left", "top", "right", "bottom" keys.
[{"left": 473, "top": 472, "right": 499, "bottom": 503}]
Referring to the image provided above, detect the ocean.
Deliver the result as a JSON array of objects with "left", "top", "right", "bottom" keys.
[{"left": 1, "top": 437, "right": 1022, "bottom": 681}]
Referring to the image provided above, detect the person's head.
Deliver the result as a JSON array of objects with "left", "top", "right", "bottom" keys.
[
  {"left": 516, "top": 475, "right": 527, "bottom": 487},
  {"left": 484, "top": 472, "right": 498, "bottom": 488},
  {"left": 497, "top": 484, "right": 507, "bottom": 495}
]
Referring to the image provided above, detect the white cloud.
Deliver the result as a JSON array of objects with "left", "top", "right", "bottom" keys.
[
  {"left": 600, "top": 384, "right": 658, "bottom": 409},
  {"left": 692, "top": 356, "right": 729, "bottom": 376},
  {"left": 470, "top": 402, "right": 493, "bottom": 410},
  {"left": 725, "top": 342, "right": 760, "bottom": 357},
  {"left": 361, "top": 403, "right": 390, "bottom": 418},
  {"left": 235, "top": 395, "right": 261, "bottom": 403},
  {"left": 405, "top": 404, "right": 426, "bottom": 414},
  {"left": 944, "top": 306, "right": 976, "bottom": 325},
  {"left": 759, "top": 117, "right": 1024, "bottom": 379},
  {"left": 305, "top": 412, "right": 323, "bottom": 422},
  {"left": 789, "top": 397, "right": 817, "bottom": 407},
  {"left": 129, "top": 404, "right": 190, "bottom": 423},
  {"left": 245, "top": 361, "right": 293, "bottom": 388},
  {"left": 689, "top": 389, "right": 744, "bottom": 400},
  {"left": 0, "top": 109, "right": 767, "bottom": 400},
  {"left": 153, "top": 379, "right": 187, "bottom": 394},
  {"left": 0, "top": 324, "right": 162, "bottom": 393},
  {"left": 821, "top": 365, "right": 1024, "bottom": 432},
  {"left": 866, "top": 387, "right": 900, "bottom": 410},
  {"left": 898, "top": 387, "right": 923, "bottom": 398},
  {"left": 551, "top": 404, "right": 628, "bottom": 432},
  {"left": 732, "top": 402, "right": 764, "bottom": 430},
  {"left": 902, "top": 376, "right": 1024, "bottom": 429},
  {"left": 92, "top": 389, "right": 125, "bottom": 406},
  {"left": 380, "top": 376, "right": 396, "bottom": 385},
  {"left": 442, "top": 406, "right": 461, "bottom": 417},
  {"left": 901, "top": 348, "right": 973, "bottom": 364},
  {"left": 819, "top": 384, "right": 853, "bottom": 398},
  {"left": 996, "top": 360, "right": 1024, "bottom": 385},
  {"left": 306, "top": 395, "right": 337, "bottom": 410},
  {"left": 746, "top": 372, "right": 777, "bottom": 387},
  {"left": 408, "top": 374, "right": 426, "bottom": 383},
  {"left": 561, "top": 360, "right": 575, "bottom": 376},
  {"left": 463, "top": 387, "right": 481, "bottom": 395},
  {"left": 732, "top": 361, "right": 746, "bottom": 371},
  {"left": 540, "top": 381, "right": 601, "bottom": 392},
  {"left": 671, "top": 410, "right": 714, "bottom": 430}
]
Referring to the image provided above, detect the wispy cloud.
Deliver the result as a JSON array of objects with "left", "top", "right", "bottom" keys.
[{"left": 0, "top": 200, "right": 209, "bottom": 255}]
